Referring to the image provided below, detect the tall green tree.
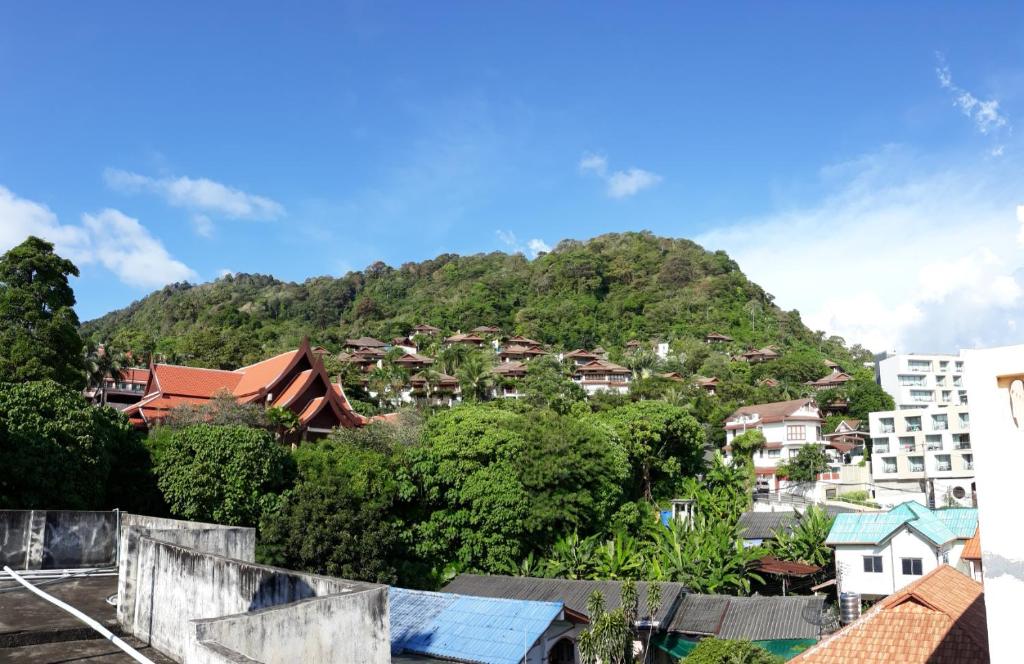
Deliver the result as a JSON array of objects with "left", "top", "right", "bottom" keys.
[
  {"left": 682, "top": 638, "right": 783, "bottom": 664},
  {"left": 650, "top": 514, "right": 763, "bottom": 595},
  {"left": 776, "top": 444, "right": 830, "bottom": 483},
  {"left": 0, "top": 237, "right": 84, "bottom": 387},
  {"left": 769, "top": 505, "right": 835, "bottom": 568}
]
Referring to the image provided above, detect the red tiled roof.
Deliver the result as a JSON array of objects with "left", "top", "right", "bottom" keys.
[
  {"left": 961, "top": 527, "right": 982, "bottom": 561},
  {"left": 705, "top": 332, "right": 733, "bottom": 341},
  {"left": 790, "top": 565, "right": 988, "bottom": 664},
  {"left": 271, "top": 369, "right": 314, "bottom": 408},
  {"left": 727, "top": 398, "right": 819, "bottom": 424},
  {"left": 233, "top": 349, "right": 301, "bottom": 397},
  {"left": 575, "top": 359, "right": 630, "bottom": 375},
  {"left": 149, "top": 364, "right": 242, "bottom": 398},
  {"left": 807, "top": 370, "right": 853, "bottom": 388},
  {"left": 393, "top": 352, "right": 434, "bottom": 366},
  {"left": 444, "top": 333, "right": 485, "bottom": 344},
  {"left": 471, "top": 326, "right": 501, "bottom": 333},
  {"left": 492, "top": 361, "right": 527, "bottom": 376},
  {"left": 506, "top": 335, "right": 542, "bottom": 347}
]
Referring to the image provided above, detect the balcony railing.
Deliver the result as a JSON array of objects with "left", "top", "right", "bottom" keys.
[
  {"left": 964, "top": 462, "right": 974, "bottom": 470},
  {"left": 935, "top": 463, "right": 952, "bottom": 472},
  {"left": 879, "top": 425, "right": 895, "bottom": 433}
]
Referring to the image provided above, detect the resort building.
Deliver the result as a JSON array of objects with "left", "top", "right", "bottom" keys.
[
  {"left": 85, "top": 367, "right": 151, "bottom": 410},
  {"left": 867, "top": 405, "right": 973, "bottom": 508},
  {"left": 124, "top": 339, "right": 364, "bottom": 436},
  {"left": 571, "top": 359, "right": 631, "bottom": 395},
  {"left": 876, "top": 352, "right": 966, "bottom": 409},
  {"left": 723, "top": 398, "right": 824, "bottom": 493}
]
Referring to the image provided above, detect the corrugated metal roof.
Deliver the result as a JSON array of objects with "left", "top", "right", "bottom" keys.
[
  {"left": 442, "top": 575, "right": 687, "bottom": 625},
  {"left": 825, "top": 502, "right": 977, "bottom": 547},
  {"left": 667, "top": 594, "right": 730, "bottom": 635},
  {"left": 738, "top": 512, "right": 798, "bottom": 540},
  {"left": 718, "top": 596, "right": 825, "bottom": 641},
  {"left": 389, "top": 587, "right": 563, "bottom": 664}
]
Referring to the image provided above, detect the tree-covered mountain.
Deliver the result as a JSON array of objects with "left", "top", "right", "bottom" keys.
[{"left": 81, "top": 231, "right": 871, "bottom": 369}]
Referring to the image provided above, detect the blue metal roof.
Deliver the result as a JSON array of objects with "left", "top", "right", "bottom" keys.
[
  {"left": 389, "top": 587, "right": 563, "bottom": 664},
  {"left": 825, "top": 501, "right": 978, "bottom": 547}
]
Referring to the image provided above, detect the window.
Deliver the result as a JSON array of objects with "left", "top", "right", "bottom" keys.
[
  {"left": 958, "top": 412, "right": 970, "bottom": 429},
  {"left": 899, "top": 374, "right": 926, "bottom": 386},
  {"left": 872, "top": 438, "right": 890, "bottom": 454},
  {"left": 955, "top": 361, "right": 964, "bottom": 373},
  {"left": 879, "top": 418, "right": 895, "bottom": 433},
  {"left": 909, "top": 456, "right": 925, "bottom": 472},
  {"left": 786, "top": 425, "right": 806, "bottom": 441},
  {"left": 899, "top": 436, "right": 916, "bottom": 452},
  {"left": 864, "top": 556, "right": 884, "bottom": 573},
  {"left": 910, "top": 390, "right": 933, "bottom": 403},
  {"left": 954, "top": 434, "right": 971, "bottom": 450},
  {"left": 908, "top": 360, "right": 932, "bottom": 372},
  {"left": 925, "top": 434, "right": 943, "bottom": 451},
  {"left": 939, "top": 360, "right": 949, "bottom": 372},
  {"left": 931, "top": 414, "right": 948, "bottom": 431},
  {"left": 963, "top": 454, "right": 973, "bottom": 470},
  {"left": 953, "top": 376, "right": 963, "bottom": 387},
  {"left": 934, "top": 454, "right": 952, "bottom": 472},
  {"left": 958, "top": 390, "right": 968, "bottom": 405},
  {"left": 901, "top": 558, "right": 923, "bottom": 576},
  {"left": 941, "top": 390, "right": 952, "bottom": 403},
  {"left": 788, "top": 448, "right": 801, "bottom": 458},
  {"left": 767, "top": 449, "right": 781, "bottom": 458},
  {"left": 882, "top": 457, "right": 897, "bottom": 473},
  {"left": 906, "top": 416, "right": 923, "bottom": 432},
  {"left": 934, "top": 375, "right": 946, "bottom": 386}
]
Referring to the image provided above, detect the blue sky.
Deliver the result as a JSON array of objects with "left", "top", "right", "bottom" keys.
[{"left": 2, "top": 2, "right": 1024, "bottom": 352}]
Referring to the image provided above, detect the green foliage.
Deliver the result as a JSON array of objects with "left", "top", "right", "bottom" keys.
[
  {"left": 836, "top": 490, "right": 880, "bottom": 508},
  {"left": 775, "top": 445, "right": 830, "bottom": 483},
  {"left": 651, "top": 515, "right": 764, "bottom": 595},
  {"left": 681, "top": 638, "right": 784, "bottom": 664},
  {"left": 596, "top": 401, "right": 706, "bottom": 502},
  {"left": 258, "top": 435, "right": 412, "bottom": 584},
  {"left": 520, "top": 355, "right": 585, "bottom": 413},
  {"left": 410, "top": 404, "right": 629, "bottom": 573},
  {"left": 769, "top": 506, "right": 835, "bottom": 568},
  {"left": 0, "top": 380, "right": 150, "bottom": 510},
  {"left": 578, "top": 581, "right": 644, "bottom": 664},
  {"left": 160, "top": 390, "right": 269, "bottom": 429},
  {"left": 683, "top": 453, "right": 753, "bottom": 523},
  {"left": 157, "top": 424, "right": 295, "bottom": 527},
  {"left": 728, "top": 430, "right": 766, "bottom": 469},
  {"left": 0, "top": 237, "right": 84, "bottom": 388},
  {"left": 842, "top": 369, "right": 895, "bottom": 420}
]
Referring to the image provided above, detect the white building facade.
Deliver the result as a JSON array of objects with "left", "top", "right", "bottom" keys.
[
  {"left": 723, "top": 398, "right": 824, "bottom": 492},
  {"left": 876, "top": 353, "right": 967, "bottom": 409},
  {"left": 868, "top": 405, "right": 974, "bottom": 508}
]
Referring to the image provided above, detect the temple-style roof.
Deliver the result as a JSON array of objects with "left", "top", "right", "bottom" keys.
[
  {"left": 343, "top": 336, "right": 387, "bottom": 349},
  {"left": 412, "top": 324, "right": 441, "bottom": 334},
  {"left": 444, "top": 333, "right": 486, "bottom": 345},
  {"left": 574, "top": 359, "right": 630, "bottom": 375},
  {"left": 506, "top": 335, "right": 542, "bottom": 348}
]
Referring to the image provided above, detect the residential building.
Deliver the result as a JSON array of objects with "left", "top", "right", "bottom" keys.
[
  {"left": 443, "top": 332, "right": 486, "bottom": 347},
  {"left": 961, "top": 343, "right": 1024, "bottom": 663},
  {"left": 823, "top": 419, "right": 869, "bottom": 457},
  {"left": 498, "top": 343, "right": 547, "bottom": 362},
  {"left": 694, "top": 376, "right": 718, "bottom": 395},
  {"left": 723, "top": 398, "right": 824, "bottom": 492},
  {"left": 338, "top": 346, "right": 386, "bottom": 373},
  {"left": 961, "top": 528, "right": 983, "bottom": 582},
  {"left": 571, "top": 359, "right": 631, "bottom": 395},
  {"left": 789, "top": 565, "right": 987, "bottom": 664},
  {"left": 867, "top": 404, "right": 974, "bottom": 508},
  {"left": 391, "top": 352, "right": 434, "bottom": 372},
  {"left": 737, "top": 511, "right": 799, "bottom": 548},
  {"left": 805, "top": 370, "right": 852, "bottom": 391},
  {"left": 507, "top": 335, "right": 543, "bottom": 348},
  {"left": 739, "top": 346, "right": 780, "bottom": 363},
  {"left": 876, "top": 352, "right": 966, "bottom": 409},
  {"left": 390, "top": 336, "right": 417, "bottom": 354},
  {"left": 407, "top": 371, "right": 461, "bottom": 406},
  {"left": 85, "top": 367, "right": 151, "bottom": 410},
  {"left": 389, "top": 588, "right": 572, "bottom": 664},
  {"left": 343, "top": 336, "right": 387, "bottom": 350},
  {"left": 123, "top": 339, "right": 364, "bottom": 436},
  {"left": 704, "top": 332, "right": 733, "bottom": 344},
  {"left": 411, "top": 323, "right": 441, "bottom": 336},
  {"left": 562, "top": 349, "right": 600, "bottom": 366},
  {"left": 491, "top": 361, "right": 528, "bottom": 398},
  {"left": 825, "top": 501, "right": 977, "bottom": 599},
  {"left": 470, "top": 325, "right": 502, "bottom": 335}
]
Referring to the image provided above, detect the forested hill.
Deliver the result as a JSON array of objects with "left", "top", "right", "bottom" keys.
[{"left": 82, "top": 231, "right": 869, "bottom": 369}]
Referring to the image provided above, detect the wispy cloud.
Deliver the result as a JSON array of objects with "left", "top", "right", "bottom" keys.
[
  {"left": 496, "top": 230, "right": 550, "bottom": 258},
  {"left": 104, "top": 168, "right": 285, "bottom": 226},
  {"left": 936, "top": 54, "right": 1010, "bottom": 136},
  {"left": 698, "top": 145, "right": 1024, "bottom": 353},
  {"left": 578, "top": 152, "right": 661, "bottom": 198},
  {"left": 0, "top": 185, "right": 196, "bottom": 289}
]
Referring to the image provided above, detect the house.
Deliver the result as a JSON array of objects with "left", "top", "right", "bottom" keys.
[
  {"left": 704, "top": 332, "right": 733, "bottom": 344},
  {"left": 868, "top": 405, "right": 974, "bottom": 508},
  {"left": 823, "top": 419, "right": 869, "bottom": 457},
  {"left": 825, "top": 501, "right": 978, "bottom": 599},
  {"left": 789, "top": 565, "right": 987, "bottom": 664},
  {"left": 740, "top": 346, "right": 780, "bottom": 363},
  {"left": 85, "top": 367, "right": 151, "bottom": 410},
  {"left": 961, "top": 527, "right": 983, "bottom": 582},
  {"left": 470, "top": 325, "right": 502, "bottom": 335},
  {"left": 411, "top": 323, "right": 442, "bottom": 336},
  {"left": 443, "top": 332, "right": 486, "bottom": 347},
  {"left": 723, "top": 398, "right": 824, "bottom": 493},
  {"left": 659, "top": 371, "right": 686, "bottom": 382},
  {"left": 806, "top": 370, "right": 852, "bottom": 391},
  {"left": 507, "top": 335, "right": 543, "bottom": 348},
  {"left": 498, "top": 344, "right": 547, "bottom": 362},
  {"left": 389, "top": 588, "right": 573, "bottom": 664},
  {"left": 408, "top": 372, "right": 460, "bottom": 406},
  {"left": 338, "top": 347, "right": 386, "bottom": 373},
  {"left": 694, "top": 376, "right": 719, "bottom": 395},
  {"left": 758, "top": 377, "right": 780, "bottom": 388},
  {"left": 491, "top": 361, "right": 528, "bottom": 398},
  {"left": 390, "top": 337, "right": 417, "bottom": 354},
  {"left": 124, "top": 339, "right": 364, "bottom": 436},
  {"left": 562, "top": 349, "right": 600, "bottom": 366},
  {"left": 737, "top": 511, "right": 798, "bottom": 547},
  {"left": 343, "top": 336, "right": 387, "bottom": 350},
  {"left": 392, "top": 352, "right": 435, "bottom": 372},
  {"left": 571, "top": 359, "right": 631, "bottom": 395}
]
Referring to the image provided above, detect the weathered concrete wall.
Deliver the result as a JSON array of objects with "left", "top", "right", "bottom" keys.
[
  {"left": 0, "top": 510, "right": 117, "bottom": 569},
  {"left": 116, "top": 513, "right": 256, "bottom": 629},
  {"left": 121, "top": 534, "right": 387, "bottom": 663},
  {"left": 189, "top": 587, "right": 389, "bottom": 664}
]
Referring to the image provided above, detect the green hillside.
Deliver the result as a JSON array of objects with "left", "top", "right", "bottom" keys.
[{"left": 81, "top": 231, "right": 870, "bottom": 369}]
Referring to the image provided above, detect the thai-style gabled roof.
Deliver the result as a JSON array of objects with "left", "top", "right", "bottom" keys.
[
  {"left": 659, "top": 371, "right": 686, "bottom": 382},
  {"left": 807, "top": 370, "right": 853, "bottom": 388},
  {"left": 758, "top": 377, "right": 781, "bottom": 387},
  {"left": 470, "top": 325, "right": 502, "bottom": 334},
  {"left": 412, "top": 324, "right": 441, "bottom": 334},
  {"left": 392, "top": 352, "right": 434, "bottom": 366},
  {"left": 444, "top": 332, "right": 485, "bottom": 344},
  {"left": 343, "top": 336, "right": 387, "bottom": 349},
  {"left": 563, "top": 349, "right": 599, "bottom": 360},
  {"left": 705, "top": 332, "right": 734, "bottom": 342},
  {"left": 410, "top": 371, "right": 459, "bottom": 388},
  {"left": 506, "top": 335, "right": 542, "bottom": 347},
  {"left": 695, "top": 376, "right": 719, "bottom": 387},
  {"left": 726, "top": 398, "right": 820, "bottom": 426},
  {"left": 574, "top": 359, "right": 630, "bottom": 375},
  {"left": 491, "top": 361, "right": 527, "bottom": 377},
  {"left": 789, "top": 565, "right": 987, "bottom": 664}
]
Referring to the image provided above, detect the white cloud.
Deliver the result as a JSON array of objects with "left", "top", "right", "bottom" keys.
[
  {"left": 81, "top": 209, "right": 198, "bottom": 288},
  {"left": 936, "top": 56, "right": 1010, "bottom": 135},
  {"left": 192, "top": 214, "right": 214, "bottom": 238},
  {"left": 495, "top": 230, "right": 550, "bottom": 258},
  {"left": 579, "top": 152, "right": 662, "bottom": 198},
  {"left": 698, "top": 145, "right": 1024, "bottom": 353},
  {"left": 0, "top": 185, "right": 196, "bottom": 289},
  {"left": 104, "top": 168, "right": 285, "bottom": 220}
]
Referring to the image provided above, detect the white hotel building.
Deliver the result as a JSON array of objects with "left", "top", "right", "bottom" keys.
[
  {"left": 869, "top": 353, "right": 974, "bottom": 508},
  {"left": 723, "top": 398, "right": 824, "bottom": 493}
]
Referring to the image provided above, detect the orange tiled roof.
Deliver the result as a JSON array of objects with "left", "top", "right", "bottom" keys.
[
  {"left": 790, "top": 565, "right": 987, "bottom": 664},
  {"left": 961, "top": 527, "right": 982, "bottom": 561},
  {"left": 150, "top": 364, "right": 242, "bottom": 398},
  {"left": 233, "top": 349, "right": 300, "bottom": 397},
  {"left": 271, "top": 369, "right": 314, "bottom": 408},
  {"left": 726, "top": 398, "right": 819, "bottom": 425}
]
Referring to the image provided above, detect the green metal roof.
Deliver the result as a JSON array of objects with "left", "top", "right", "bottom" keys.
[{"left": 825, "top": 502, "right": 977, "bottom": 547}]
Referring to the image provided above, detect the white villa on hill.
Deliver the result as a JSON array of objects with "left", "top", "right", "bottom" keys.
[{"left": 723, "top": 398, "right": 824, "bottom": 493}]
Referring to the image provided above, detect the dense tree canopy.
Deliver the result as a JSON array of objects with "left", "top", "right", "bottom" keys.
[
  {"left": 0, "top": 237, "right": 84, "bottom": 387},
  {"left": 682, "top": 638, "right": 784, "bottom": 664}
]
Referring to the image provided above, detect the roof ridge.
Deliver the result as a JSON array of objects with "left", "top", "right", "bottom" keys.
[
  {"left": 154, "top": 363, "right": 238, "bottom": 374},
  {"left": 234, "top": 347, "right": 300, "bottom": 372}
]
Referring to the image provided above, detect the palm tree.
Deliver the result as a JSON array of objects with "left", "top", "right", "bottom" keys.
[
  {"left": 83, "top": 341, "right": 127, "bottom": 406},
  {"left": 626, "top": 348, "right": 657, "bottom": 379},
  {"left": 438, "top": 343, "right": 470, "bottom": 375},
  {"left": 542, "top": 531, "right": 597, "bottom": 580},
  {"left": 591, "top": 531, "right": 644, "bottom": 580},
  {"left": 455, "top": 351, "right": 492, "bottom": 401}
]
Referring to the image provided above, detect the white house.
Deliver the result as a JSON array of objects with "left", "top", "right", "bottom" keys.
[
  {"left": 571, "top": 359, "right": 631, "bottom": 396},
  {"left": 826, "top": 501, "right": 978, "bottom": 600},
  {"left": 723, "top": 398, "right": 824, "bottom": 493}
]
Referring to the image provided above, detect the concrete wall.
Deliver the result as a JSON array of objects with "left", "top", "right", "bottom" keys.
[
  {"left": 120, "top": 529, "right": 388, "bottom": 664},
  {"left": 117, "top": 513, "right": 256, "bottom": 629},
  {"left": 189, "top": 586, "right": 389, "bottom": 664},
  {"left": 0, "top": 510, "right": 117, "bottom": 569},
  {"left": 835, "top": 527, "right": 946, "bottom": 599}
]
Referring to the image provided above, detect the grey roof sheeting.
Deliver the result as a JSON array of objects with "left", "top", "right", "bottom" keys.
[
  {"left": 442, "top": 575, "right": 687, "bottom": 624},
  {"left": 738, "top": 512, "right": 798, "bottom": 540},
  {"left": 668, "top": 594, "right": 825, "bottom": 640}
]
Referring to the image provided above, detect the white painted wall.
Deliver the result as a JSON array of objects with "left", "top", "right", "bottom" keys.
[{"left": 834, "top": 526, "right": 946, "bottom": 599}]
